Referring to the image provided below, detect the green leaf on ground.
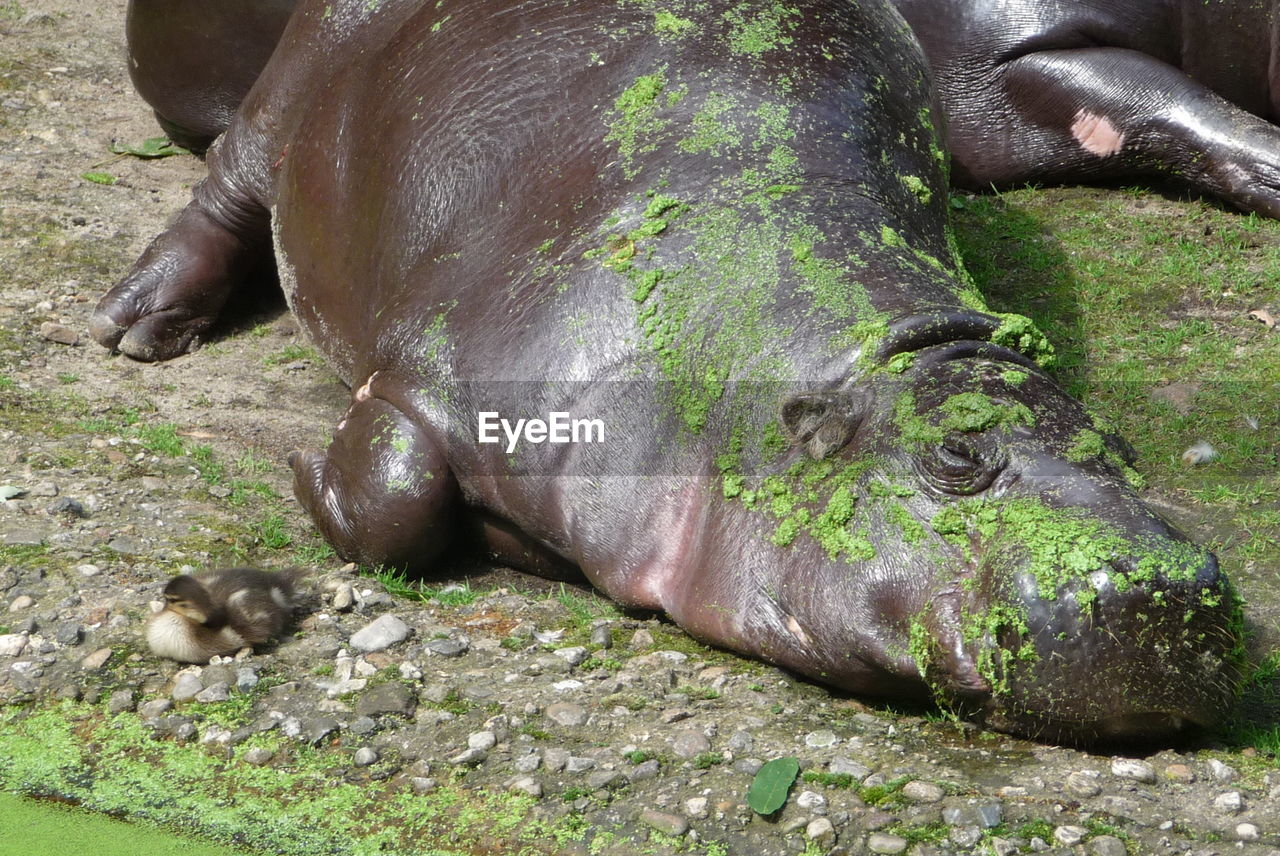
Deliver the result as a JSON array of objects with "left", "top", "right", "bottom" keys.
[
  {"left": 747, "top": 756, "right": 800, "bottom": 815},
  {"left": 109, "top": 136, "right": 189, "bottom": 158}
]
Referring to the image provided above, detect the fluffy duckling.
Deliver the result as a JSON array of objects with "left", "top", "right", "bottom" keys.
[{"left": 147, "top": 567, "right": 304, "bottom": 663}]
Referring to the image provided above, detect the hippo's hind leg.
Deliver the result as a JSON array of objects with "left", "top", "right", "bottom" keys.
[
  {"left": 290, "top": 376, "right": 457, "bottom": 570},
  {"left": 947, "top": 48, "right": 1280, "bottom": 218},
  {"left": 89, "top": 140, "right": 271, "bottom": 361}
]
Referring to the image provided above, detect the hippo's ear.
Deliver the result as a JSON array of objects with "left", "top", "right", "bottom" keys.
[{"left": 780, "top": 392, "right": 864, "bottom": 460}]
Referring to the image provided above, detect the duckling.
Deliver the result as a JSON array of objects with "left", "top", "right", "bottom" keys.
[{"left": 147, "top": 567, "right": 304, "bottom": 663}]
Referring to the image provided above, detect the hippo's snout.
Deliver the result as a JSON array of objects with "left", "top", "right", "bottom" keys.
[{"left": 978, "top": 540, "right": 1239, "bottom": 743}]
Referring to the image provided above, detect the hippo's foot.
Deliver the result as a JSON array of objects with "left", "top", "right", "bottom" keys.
[
  {"left": 949, "top": 47, "right": 1280, "bottom": 218},
  {"left": 290, "top": 380, "right": 457, "bottom": 570},
  {"left": 90, "top": 204, "right": 260, "bottom": 361}
]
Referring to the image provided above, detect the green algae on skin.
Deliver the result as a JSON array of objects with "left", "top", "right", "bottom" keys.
[
  {"left": 604, "top": 69, "right": 671, "bottom": 179},
  {"left": 929, "top": 497, "right": 1212, "bottom": 608},
  {"left": 893, "top": 390, "right": 1035, "bottom": 449},
  {"left": 899, "top": 174, "right": 931, "bottom": 205},
  {"left": 1065, "top": 428, "right": 1106, "bottom": 463},
  {"left": 990, "top": 312, "right": 1055, "bottom": 367},
  {"left": 653, "top": 10, "right": 697, "bottom": 38}
]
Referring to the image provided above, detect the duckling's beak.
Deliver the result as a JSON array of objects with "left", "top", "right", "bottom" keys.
[{"left": 165, "top": 598, "right": 209, "bottom": 625}]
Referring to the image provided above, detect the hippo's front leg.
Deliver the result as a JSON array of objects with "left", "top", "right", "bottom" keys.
[
  {"left": 289, "top": 376, "right": 457, "bottom": 570},
  {"left": 90, "top": 158, "right": 271, "bottom": 361},
  {"left": 953, "top": 48, "right": 1280, "bottom": 217}
]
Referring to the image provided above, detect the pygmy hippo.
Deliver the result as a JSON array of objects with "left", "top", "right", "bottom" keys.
[
  {"left": 893, "top": 0, "right": 1280, "bottom": 216},
  {"left": 95, "top": 0, "right": 1241, "bottom": 744}
]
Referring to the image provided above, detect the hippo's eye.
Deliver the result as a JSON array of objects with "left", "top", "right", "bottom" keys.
[{"left": 919, "top": 435, "right": 1004, "bottom": 495}]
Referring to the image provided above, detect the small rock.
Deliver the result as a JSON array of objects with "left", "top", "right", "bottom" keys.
[
  {"left": 8, "top": 595, "right": 34, "bottom": 612},
  {"left": 235, "top": 668, "right": 259, "bottom": 693},
  {"left": 77, "top": 564, "right": 102, "bottom": 577},
  {"left": 542, "top": 748, "right": 569, "bottom": 773},
  {"left": 106, "top": 690, "right": 135, "bottom": 714},
  {"left": 829, "top": 757, "right": 870, "bottom": 779},
  {"left": 639, "top": 809, "right": 688, "bottom": 837},
  {"left": 586, "top": 770, "right": 624, "bottom": 791},
  {"left": 138, "top": 699, "right": 172, "bottom": 719},
  {"left": 353, "top": 747, "right": 379, "bottom": 767},
  {"left": 195, "top": 682, "right": 230, "bottom": 703},
  {"left": 513, "top": 753, "right": 541, "bottom": 773},
  {"left": 171, "top": 671, "right": 205, "bottom": 701},
  {"left": 796, "top": 790, "right": 826, "bottom": 811},
  {"left": 1163, "top": 764, "right": 1195, "bottom": 784},
  {"left": 867, "top": 832, "right": 908, "bottom": 854},
  {"left": 684, "top": 797, "right": 709, "bottom": 818},
  {"left": 349, "top": 615, "right": 411, "bottom": 652},
  {"left": 670, "top": 729, "right": 711, "bottom": 758},
  {"left": 410, "top": 777, "right": 437, "bottom": 794},
  {"left": 424, "top": 637, "right": 468, "bottom": 657},
  {"left": 544, "top": 702, "right": 588, "bottom": 727},
  {"left": 590, "top": 624, "right": 613, "bottom": 648},
  {"left": 806, "top": 817, "right": 836, "bottom": 845},
  {"left": 306, "top": 717, "right": 341, "bottom": 745},
  {"left": 1089, "top": 835, "right": 1128, "bottom": 856},
  {"left": 565, "top": 756, "right": 597, "bottom": 773},
  {"left": 0, "top": 634, "right": 27, "bottom": 657},
  {"left": 553, "top": 646, "right": 588, "bottom": 666},
  {"left": 243, "top": 747, "right": 274, "bottom": 766},
  {"left": 1213, "top": 791, "right": 1243, "bottom": 814},
  {"left": 975, "top": 803, "right": 1003, "bottom": 829},
  {"left": 1207, "top": 759, "right": 1239, "bottom": 783},
  {"left": 449, "top": 747, "right": 486, "bottom": 766},
  {"left": 80, "top": 647, "right": 112, "bottom": 670},
  {"left": 468, "top": 731, "right": 497, "bottom": 751},
  {"left": 629, "top": 629, "right": 654, "bottom": 650},
  {"left": 1054, "top": 826, "right": 1087, "bottom": 847},
  {"left": 355, "top": 682, "right": 416, "bottom": 717},
  {"left": 1110, "top": 759, "right": 1156, "bottom": 783},
  {"left": 332, "top": 585, "right": 355, "bottom": 611},
  {"left": 626, "top": 759, "right": 660, "bottom": 781},
  {"left": 47, "top": 497, "right": 86, "bottom": 518},
  {"left": 902, "top": 780, "right": 945, "bottom": 803},
  {"left": 988, "top": 837, "right": 1018, "bottom": 856},
  {"left": 509, "top": 776, "right": 542, "bottom": 797},
  {"left": 1066, "top": 771, "right": 1102, "bottom": 797},
  {"left": 38, "top": 322, "right": 79, "bottom": 346},
  {"left": 804, "top": 729, "right": 839, "bottom": 748},
  {"left": 951, "top": 826, "right": 982, "bottom": 848},
  {"left": 1236, "top": 823, "right": 1260, "bottom": 842}
]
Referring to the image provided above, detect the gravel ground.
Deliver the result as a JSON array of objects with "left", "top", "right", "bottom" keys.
[{"left": 0, "top": 2, "right": 1278, "bottom": 855}]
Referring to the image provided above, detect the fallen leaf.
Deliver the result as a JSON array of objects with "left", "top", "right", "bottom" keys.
[
  {"left": 109, "top": 136, "right": 190, "bottom": 159},
  {"left": 1246, "top": 309, "right": 1276, "bottom": 328},
  {"left": 747, "top": 756, "right": 800, "bottom": 815}
]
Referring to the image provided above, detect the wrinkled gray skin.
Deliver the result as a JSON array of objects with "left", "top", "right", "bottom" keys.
[
  {"left": 94, "top": 0, "right": 1240, "bottom": 744},
  {"left": 892, "top": 0, "right": 1280, "bottom": 217}
]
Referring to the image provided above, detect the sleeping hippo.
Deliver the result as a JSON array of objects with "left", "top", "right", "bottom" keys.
[
  {"left": 891, "top": 0, "right": 1280, "bottom": 217},
  {"left": 95, "top": 0, "right": 1241, "bottom": 744}
]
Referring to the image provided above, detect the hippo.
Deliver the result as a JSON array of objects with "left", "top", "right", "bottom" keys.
[
  {"left": 94, "top": 0, "right": 1241, "bottom": 744},
  {"left": 125, "top": 0, "right": 296, "bottom": 152},
  {"left": 891, "top": 0, "right": 1280, "bottom": 217}
]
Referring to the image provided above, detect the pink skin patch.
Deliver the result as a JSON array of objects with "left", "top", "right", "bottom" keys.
[{"left": 1071, "top": 110, "right": 1126, "bottom": 157}]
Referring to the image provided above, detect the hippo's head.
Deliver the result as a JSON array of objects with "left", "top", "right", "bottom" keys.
[{"left": 742, "top": 335, "right": 1242, "bottom": 745}]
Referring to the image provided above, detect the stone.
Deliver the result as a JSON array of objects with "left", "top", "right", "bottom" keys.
[
  {"left": 172, "top": 671, "right": 204, "bottom": 701},
  {"left": 542, "top": 748, "right": 569, "bottom": 773},
  {"left": 1235, "top": 823, "right": 1260, "bottom": 842},
  {"left": 349, "top": 615, "right": 412, "bottom": 652},
  {"left": 867, "top": 832, "right": 908, "bottom": 854},
  {"left": 629, "top": 629, "right": 654, "bottom": 650},
  {"left": 640, "top": 809, "right": 688, "bottom": 836},
  {"left": 586, "top": 770, "right": 624, "bottom": 791},
  {"left": 0, "top": 634, "right": 27, "bottom": 657},
  {"left": 235, "top": 668, "right": 260, "bottom": 693},
  {"left": 449, "top": 747, "right": 486, "bottom": 766},
  {"left": 8, "top": 595, "right": 34, "bottom": 612},
  {"left": 1054, "top": 826, "right": 1087, "bottom": 847},
  {"left": 565, "top": 756, "right": 597, "bottom": 773},
  {"left": 355, "top": 682, "right": 417, "bottom": 717},
  {"left": 1207, "top": 760, "right": 1238, "bottom": 783},
  {"left": 1110, "top": 759, "right": 1156, "bottom": 783},
  {"left": 544, "top": 702, "right": 588, "bottom": 727},
  {"left": 195, "top": 682, "right": 230, "bottom": 703},
  {"left": 806, "top": 817, "right": 836, "bottom": 845},
  {"left": 353, "top": 747, "right": 378, "bottom": 767},
  {"left": 53, "top": 622, "right": 82, "bottom": 646},
  {"left": 468, "top": 731, "right": 497, "bottom": 751},
  {"left": 671, "top": 729, "right": 711, "bottom": 758},
  {"left": 47, "top": 497, "right": 86, "bottom": 518},
  {"left": 553, "top": 646, "right": 588, "bottom": 666},
  {"left": 902, "top": 780, "right": 945, "bottom": 803},
  {"left": 796, "top": 791, "right": 826, "bottom": 811},
  {"left": 1163, "top": 764, "right": 1195, "bottom": 784},
  {"left": 951, "top": 826, "right": 982, "bottom": 848},
  {"left": 38, "top": 322, "right": 79, "bottom": 345},
  {"left": 424, "top": 637, "right": 468, "bottom": 657},
  {"left": 1213, "top": 791, "right": 1243, "bottom": 814},
  {"left": 684, "top": 797, "right": 709, "bottom": 819},
  {"left": 509, "top": 776, "right": 542, "bottom": 797},
  {"left": 1089, "top": 835, "right": 1128, "bottom": 856},
  {"left": 829, "top": 757, "right": 870, "bottom": 779},
  {"left": 106, "top": 689, "right": 135, "bottom": 714},
  {"left": 626, "top": 759, "right": 660, "bottom": 782},
  {"left": 243, "top": 747, "right": 274, "bottom": 766},
  {"left": 805, "top": 729, "right": 839, "bottom": 748},
  {"left": 138, "top": 698, "right": 172, "bottom": 719},
  {"left": 1066, "top": 771, "right": 1102, "bottom": 797},
  {"left": 590, "top": 624, "right": 613, "bottom": 648}
]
